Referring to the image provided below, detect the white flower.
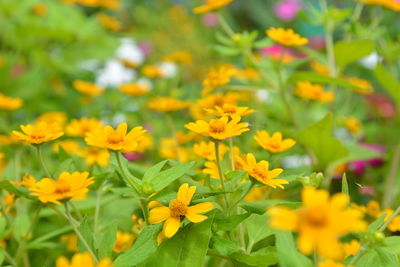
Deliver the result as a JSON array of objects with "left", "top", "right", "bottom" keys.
[
  {"left": 159, "top": 62, "right": 177, "bottom": 78},
  {"left": 281, "top": 154, "right": 311, "bottom": 168},
  {"left": 96, "top": 60, "right": 136, "bottom": 88},
  {"left": 255, "top": 89, "right": 271, "bottom": 103},
  {"left": 359, "top": 52, "right": 382, "bottom": 70},
  {"left": 116, "top": 38, "right": 145, "bottom": 66}
]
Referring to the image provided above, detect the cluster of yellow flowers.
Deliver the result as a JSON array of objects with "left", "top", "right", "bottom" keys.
[{"left": 294, "top": 81, "right": 335, "bottom": 103}]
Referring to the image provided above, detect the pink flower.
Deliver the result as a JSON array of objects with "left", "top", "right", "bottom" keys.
[
  {"left": 124, "top": 152, "right": 144, "bottom": 161},
  {"left": 358, "top": 185, "right": 376, "bottom": 196},
  {"left": 348, "top": 143, "right": 385, "bottom": 176},
  {"left": 202, "top": 13, "right": 219, "bottom": 27},
  {"left": 138, "top": 41, "right": 153, "bottom": 57},
  {"left": 273, "top": 0, "right": 301, "bottom": 21},
  {"left": 366, "top": 94, "right": 396, "bottom": 119}
]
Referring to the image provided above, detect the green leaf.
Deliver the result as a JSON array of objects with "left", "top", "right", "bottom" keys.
[
  {"left": 383, "top": 236, "right": 400, "bottom": 254},
  {"left": 374, "top": 64, "right": 400, "bottom": 107},
  {"left": 210, "top": 235, "right": 240, "bottom": 256},
  {"left": 342, "top": 173, "right": 349, "bottom": 195},
  {"left": 275, "top": 231, "right": 313, "bottom": 267},
  {"left": 368, "top": 214, "right": 387, "bottom": 232},
  {"left": 246, "top": 214, "right": 274, "bottom": 247},
  {"left": 241, "top": 200, "right": 301, "bottom": 215},
  {"left": 0, "top": 180, "right": 36, "bottom": 200},
  {"left": 230, "top": 247, "right": 277, "bottom": 266},
  {"left": 355, "top": 249, "right": 380, "bottom": 267},
  {"left": 97, "top": 222, "right": 117, "bottom": 259},
  {"left": 214, "top": 213, "right": 250, "bottom": 231},
  {"left": 149, "top": 162, "right": 195, "bottom": 192},
  {"left": 334, "top": 40, "right": 375, "bottom": 69},
  {"left": 113, "top": 224, "right": 162, "bottom": 267},
  {"left": 142, "top": 160, "right": 168, "bottom": 182},
  {"left": 288, "top": 71, "right": 360, "bottom": 88},
  {"left": 298, "top": 113, "right": 348, "bottom": 170},
  {"left": 145, "top": 213, "right": 215, "bottom": 267},
  {"left": 374, "top": 247, "right": 399, "bottom": 266},
  {"left": 14, "top": 213, "right": 30, "bottom": 241},
  {"left": 77, "top": 216, "right": 94, "bottom": 252}
]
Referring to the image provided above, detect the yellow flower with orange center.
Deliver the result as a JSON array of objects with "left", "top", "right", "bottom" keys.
[
  {"left": 73, "top": 80, "right": 103, "bottom": 96},
  {"left": 185, "top": 115, "right": 249, "bottom": 140},
  {"left": 190, "top": 93, "right": 239, "bottom": 120},
  {"left": 2, "top": 193, "right": 15, "bottom": 214},
  {"left": 236, "top": 153, "right": 287, "bottom": 188},
  {"left": 162, "top": 51, "right": 192, "bottom": 64},
  {"left": 0, "top": 94, "right": 23, "bottom": 110},
  {"left": 85, "top": 122, "right": 146, "bottom": 152},
  {"left": 119, "top": 82, "right": 150, "bottom": 96},
  {"left": 77, "top": 147, "right": 110, "bottom": 167},
  {"left": 345, "top": 77, "right": 373, "bottom": 95},
  {"left": 147, "top": 97, "right": 190, "bottom": 112},
  {"left": 29, "top": 172, "right": 94, "bottom": 205},
  {"left": 206, "top": 104, "right": 255, "bottom": 117},
  {"left": 159, "top": 138, "right": 192, "bottom": 163},
  {"left": 12, "top": 174, "right": 37, "bottom": 188},
  {"left": 148, "top": 183, "right": 214, "bottom": 243},
  {"left": 366, "top": 200, "right": 380, "bottom": 218},
  {"left": 113, "top": 231, "right": 135, "bottom": 252},
  {"left": 56, "top": 252, "right": 113, "bottom": 267},
  {"left": 142, "top": 65, "right": 165, "bottom": 79},
  {"left": 343, "top": 117, "right": 361, "bottom": 135},
  {"left": 268, "top": 187, "right": 367, "bottom": 260},
  {"left": 52, "top": 140, "right": 80, "bottom": 154},
  {"left": 36, "top": 111, "right": 67, "bottom": 131},
  {"left": 266, "top": 27, "right": 308, "bottom": 47},
  {"left": 201, "top": 65, "right": 237, "bottom": 96},
  {"left": 193, "top": 0, "right": 234, "bottom": 14},
  {"left": 294, "top": 81, "right": 335, "bottom": 103},
  {"left": 97, "top": 13, "right": 121, "bottom": 32},
  {"left": 12, "top": 122, "right": 64, "bottom": 145},
  {"left": 234, "top": 68, "right": 260, "bottom": 81},
  {"left": 202, "top": 161, "right": 221, "bottom": 179},
  {"left": 193, "top": 141, "right": 228, "bottom": 161},
  {"left": 60, "top": 233, "right": 78, "bottom": 252},
  {"left": 66, "top": 118, "right": 103, "bottom": 137},
  {"left": 254, "top": 130, "right": 296, "bottom": 153}
]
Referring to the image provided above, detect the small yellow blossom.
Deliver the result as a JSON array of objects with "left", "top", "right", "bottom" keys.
[
  {"left": 345, "top": 77, "right": 373, "bottom": 95},
  {"left": 201, "top": 65, "right": 237, "bottom": 96},
  {"left": 366, "top": 200, "right": 380, "bottom": 218},
  {"left": 310, "top": 61, "right": 330, "bottom": 76},
  {"left": 266, "top": 27, "right": 308, "bottom": 47},
  {"left": 234, "top": 68, "right": 260, "bottom": 81},
  {"left": 56, "top": 252, "right": 113, "bottom": 267},
  {"left": 318, "top": 260, "right": 346, "bottom": 267},
  {"left": 190, "top": 93, "right": 239, "bottom": 120},
  {"left": 193, "top": 0, "right": 233, "bottom": 14},
  {"left": 147, "top": 97, "right": 190, "bottom": 112},
  {"left": 12, "top": 174, "right": 37, "bottom": 188},
  {"left": 77, "top": 147, "right": 110, "bottom": 167},
  {"left": 36, "top": 111, "right": 67, "bottom": 130},
  {"left": 60, "top": 233, "right": 78, "bottom": 252},
  {"left": 162, "top": 51, "right": 192, "bottom": 64},
  {"left": 342, "top": 240, "right": 360, "bottom": 256},
  {"left": 245, "top": 186, "right": 268, "bottom": 202},
  {"left": 113, "top": 231, "right": 135, "bottom": 252},
  {"left": 236, "top": 153, "right": 287, "bottom": 188},
  {"left": 73, "top": 80, "right": 103, "bottom": 96},
  {"left": 268, "top": 187, "right": 367, "bottom": 260},
  {"left": 0, "top": 94, "right": 23, "bottom": 110},
  {"left": 193, "top": 141, "right": 228, "bottom": 161},
  {"left": 142, "top": 65, "right": 165, "bottom": 79},
  {"left": 294, "top": 81, "right": 335, "bottom": 103},
  {"left": 12, "top": 122, "right": 64, "bottom": 145},
  {"left": 85, "top": 122, "right": 146, "bottom": 152},
  {"left": 97, "top": 13, "right": 122, "bottom": 32},
  {"left": 148, "top": 183, "right": 214, "bottom": 242},
  {"left": 202, "top": 161, "right": 221, "bottom": 179},
  {"left": 119, "top": 82, "right": 150, "bottom": 96},
  {"left": 159, "top": 138, "right": 191, "bottom": 163},
  {"left": 66, "top": 118, "right": 103, "bottom": 137},
  {"left": 32, "top": 3, "right": 47, "bottom": 16},
  {"left": 254, "top": 130, "right": 296, "bottom": 153},
  {"left": 29, "top": 172, "right": 94, "bottom": 205},
  {"left": 52, "top": 140, "right": 80, "bottom": 154},
  {"left": 2, "top": 193, "right": 15, "bottom": 214},
  {"left": 343, "top": 117, "right": 361, "bottom": 135},
  {"left": 364, "top": 0, "right": 400, "bottom": 11},
  {"left": 185, "top": 115, "right": 249, "bottom": 140},
  {"left": 206, "top": 104, "right": 255, "bottom": 117}
]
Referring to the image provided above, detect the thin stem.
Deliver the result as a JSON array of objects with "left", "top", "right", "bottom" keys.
[
  {"left": 347, "top": 247, "right": 366, "bottom": 266},
  {"left": 166, "top": 114, "right": 181, "bottom": 162},
  {"left": 313, "top": 250, "right": 319, "bottom": 266},
  {"left": 70, "top": 202, "right": 83, "bottom": 221},
  {"left": 229, "top": 138, "right": 235, "bottom": 171},
  {"left": 4, "top": 249, "right": 17, "bottom": 266},
  {"left": 214, "top": 141, "right": 229, "bottom": 208},
  {"left": 217, "top": 13, "right": 234, "bottom": 38},
  {"left": 93, "top": 187, "right": 103, "bottom": 234},
  {"left": 115, "top": 152, "right": 140, "bottom": 194},
  {"left": 64, "top": 202, "right": 98, "bottom": 263},
  {"left": 36, "top": 145, "right": 51, "bottom": 177},
  {"left": 383, "top": 144, "right": 400, "bottom": 207},
  {"left": 229, "top": 182, "right": 254, "bottom": 212},
  {"left": 379, "top": 205, "right": 400, "bottom": 232}
]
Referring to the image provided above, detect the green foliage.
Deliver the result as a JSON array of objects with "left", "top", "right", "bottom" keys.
[
  {"left": 334, "top": 40, "right": 375, "bottom": 70},
  {"left": 374, "top": 64, "right": 400, "bottom": 108},
  {"left": 274, "top": 231, "right": 313, "bottom": 267}
]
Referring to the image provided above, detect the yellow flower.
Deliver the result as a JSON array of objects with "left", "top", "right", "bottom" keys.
[
  {"left": 193, "top": 141, "right": 228, "bottom": 161},
  {"left": 77, "top": 147, "right": 110, "bottom": 167},
  {"left": 185, "top": 115, "right": 249, "bottom": 140},
  {"left": 0, "top": 133, "right": 21, "bottom": 145},
  {"left": 119, "top": 82, "right": 150, "bottom": 96},
  {"left": 0, "top": 94, "right": 23, "bottom": 110},
  {"left": 147, "top": 97, "right": 190, "bottom": 112},
  {"left": 29, "top": 172, "right": 94, "bottom": 205},
  {"left": 364, "top": 0, "right": 400, "bottom": 11},
  {"left": 36, "top": 111, "right": 67, "bottom": 130},
  {"left": 193, "top": 0, "right": 233, "bottom": 14},
  {"left": 318, "top": 260, "right": 346, "bottom": 267},
  {"left": 201, "top": 65, "right": 237, "bottom": 96},
  {"left": 294, "top": 81, "right": 335, "bottom": 103},
  {"left": 73, "top": 80, "right": 103, "bottom": 96},
  {"left": 245, "top": 186, "right": 268, "bottom": 202},
  {"left": 342, "top": 240, "right": 360, "bottom": 256},
  {"left": 32, "top": 3, "right": 47, "bottom": 16},
  {"left": 148, "top": 183, "right": 214, "bottom": 242},
  {"left": 234, "top": 68, "right": 260, "bottom": 81},
  {"left": 2, "top": 193, "right": 15, "bottom": 214},
  {"left": 66, "top": 118, "right": 103, "bottom": 137},
  {"left": 134, "top": 134, "right": 154, "bottom": 153},
  {"left": 206, "top": 104, "right": 255, "bottom": 117},
  {"left": 56, "top": 252, "right": 113, "bottom": 267},
  {"left": 60, "top": 233, "right": 78, "bottom": 252},
  {"left": 236, "top": 153, "right": 287, "bottom": 188},
  {"left": 52, "top": 140, "right": 80, "bottom": 154},
  {"left": 113, "top": 231, "right": 135, "bottom": 252},
  {"left": 310, "top": 61, "right": 330, "bottom": 76},
  {"left": 159, "top": 138, "right": 191, "bottom": 163},
  {"left": 254, "top": 130, "right": 296, "bottom": 153},
  {"left": 85, "top": 122, "right": 146, "bottom": 152},
  {"left": 202, "top": 161, "right": 221, "bottom": 179},
  {"left": 97, "top": 13, "right": 122, "bottom": 32},
  {"left": 345, "top": 77, "right": 373, "bottom": 95},
  {"left": 366, "top": 200, "right": 380, "bottom": 218},
  {"left": 142, "top": 65, "right": 165, "bottom": 79},
  {"left": 12, "top": 174, "right": 37, "bottom": 188},
  {"left": 162, "top": 51, "right": 192, "bottom": 64},
  {"left": 343, "top": 117, "right": 361, "bottom": 135},
  {"left": 190, "top": 93, "right": 239, "bottom": 120},
  {"left": 266, "top": 27, "right": 308, "bottom": 47},
  {"left": 12, "top": 122, "right": 64, "bottom": 145},
  {"left": 268, "top": 187, "right": 367, "bottom": 260},
  {"left": 379, "top": 209, "right": 400, "bottom": 232}
]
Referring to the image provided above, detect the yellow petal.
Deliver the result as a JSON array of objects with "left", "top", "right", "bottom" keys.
[
  {"left": 187, "top": 202, "right": 214, "bottom": 214},
  {"left": 148, "top": 206, "right": 170, "bottom": 224},
  {"left": 186, "top": 212, "right": 207, "bottom": 223},
  {"left": 163, "top": 217, "right": 181, "bottom": 238}
]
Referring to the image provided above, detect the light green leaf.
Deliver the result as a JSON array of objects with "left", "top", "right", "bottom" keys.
[
  {"left": 142, "top": 160, "right": 168, "bottom": 182},
  {"left": 334, "top": 40, "right": 375, "bottom": 69},
  {"left": 374, "top": 64, "right": 400, "bottom": 107},
  {"left": 342, "top": 173, "right": 349, "bottom": 195},
  {"left": 230, "top": 247, "right": 277, "bottom": 266},
  {"left": 275, "top": 231, "right": 313, "bottom": 267},
  {"left": 214, "top": 213, "right": 250, "bottom": 231},
  {"left": 77, "top": 216, "right": 94, "bottom": 253},
  {"left": 150, "top": 162, "right": 195, "bottom": 192},
  {"left": 288, "top": 71, "right": 360, "bottom": 88},
  {"left": 298, "top": 113, "right": 348, "bottom": 170},
  {"left": 246, "top": 214, "right": 274, "bottom": 246},
  {"left": 97, "top": 222, "right": 117, "bottom": 259}
]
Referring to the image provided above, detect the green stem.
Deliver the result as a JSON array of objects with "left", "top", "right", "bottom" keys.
[
  {"left": 379, "top": 205, "right": 400, "bottom": 232},
  {"left": 217, "top": 13, "right": 234, "bottom": 38},
  {"left": 229, "top": 138, "right": 235, "bottom": 171},
  {"left": 166, "top": 114, "right": 181, "bottom": 162},
  {"left": 64, "top": 202, "right": 98, "bottom": 263},
  {"left": 4, "top": 249, "right": 17, "bottom": 266},
  {"left": 214, "top": 141, "right": 229, "bottom": 209},
  {"left": 382, "top": 144, "right": 400, "bottom": 207},
  {"left": 229, "top": 182, "right": 254, "bottom": 212},
  {"left": 36, "top": 145, "right": 51, "bottom": 177},
  {"left": 115, "top": 152, "right": 140, "bottom": 194}
]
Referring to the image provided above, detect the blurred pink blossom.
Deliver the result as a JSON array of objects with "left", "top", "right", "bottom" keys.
[
  {"left": 273, "top": 0, "right": 302, "bottom": 21},
  {"left": 358, "top": 185, "right": 376, "bottom": 196},
  {"left": 202, "top": 13, "right": 219, "bottom": 27},
  {"left": 348, "top": 143, "right": 385, "bottom": 176},
  {"left": 138, "top": 41, "right": 153, "bottom": 57},
  {"left": 366, "top": 94, "right": 396, "bottom": 119},
  {"left": 124, "top": 152, "right": 144, "bottom": 161}
]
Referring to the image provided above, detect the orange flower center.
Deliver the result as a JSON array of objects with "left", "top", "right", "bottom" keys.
[
  {"left": 107, "top": 135, "right": 124, "bottom": 145},
  {"left": 302, "top": 207, "right": 328, "bottom": 228},
  {"left": 223, "top": 105, "right": 237, "bottom": 114},
  {"left": 55, "top": 180, "right": 71, "bottom": 195},
  {"left": 170, "top": 199, "right": 188, "bottom": 218},
  {"left": 30, "top": 133, "right": 45, "bottom": 141},
  {"left": 209, "top": 120, "right": 226, "bottom": 134},
  {"left": 251, "top": 165, "right": 267, "bottom": 180}
]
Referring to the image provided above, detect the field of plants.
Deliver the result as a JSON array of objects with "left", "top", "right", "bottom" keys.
[{"left": 1, "top": 0, "right": 400, "bottom": 266}]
